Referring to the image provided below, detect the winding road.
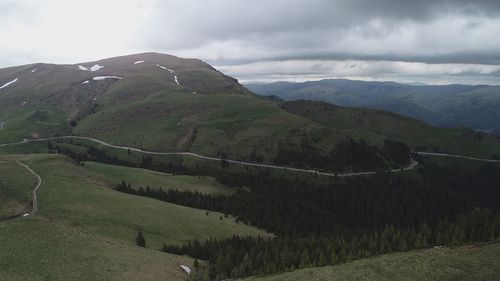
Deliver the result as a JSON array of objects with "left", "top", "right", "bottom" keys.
[
  {"left": 415, "top": 152, "right": 500, "bottom": 163},
  {"left": 0, "top": 136, "right": 420, "bottom": 177},
  {"left": 0, "top": 136, "right": 498, "bottom": 178},
  {"left": 16, "top": 161, "right": 42, "bottom": 215}
]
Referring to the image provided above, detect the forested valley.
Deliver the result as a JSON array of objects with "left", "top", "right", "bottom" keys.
[{"left": 116, "top": 161, "right": 500, "bottom": 280}]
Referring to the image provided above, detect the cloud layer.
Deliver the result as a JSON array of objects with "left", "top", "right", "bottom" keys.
[{"left": 0, "top": 0, "right": 499, "bottom": 84}]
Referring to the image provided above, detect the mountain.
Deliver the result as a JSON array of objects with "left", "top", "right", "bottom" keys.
[
  {"left": 245, "top": 79, "right": 500, "bottom": 136},
  {"left": 1, "top": 53, "right": 500, "bottom": 166}
]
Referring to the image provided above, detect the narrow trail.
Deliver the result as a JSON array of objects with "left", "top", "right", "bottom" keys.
[
  {"left": 0, "top": 136, "right": 419, "bottom": 177},
  {"left": 16, "top": 161, "right": 42, "bottom": 215}
]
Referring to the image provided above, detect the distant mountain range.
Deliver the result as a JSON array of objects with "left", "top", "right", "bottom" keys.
[{"left": 245, "top": 79, "right": 500, "bottom": 136}]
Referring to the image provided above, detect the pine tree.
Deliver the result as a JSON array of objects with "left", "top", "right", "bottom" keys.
[
  {"left": 299, "top": 248, "right": 310, "bottom": 268},
  {"left": 136, "top": 231, "right": 146, "bottom": 247},
  {"left": 330, "top": 250, "right": 338, "bottom": 265}
]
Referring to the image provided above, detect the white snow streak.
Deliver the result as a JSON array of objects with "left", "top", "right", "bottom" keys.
[
  {"left": 180, "top": 265, "right": 191, "bottom": 275},
  {"left": 81, "top": 80, "right": 90, "bottom": 85},
  {"left": 0, "top": 121, "right": 4, "bottom": 129},
  {"left": 134, "top": 60, "right": 145, "bottom": 64},
  {"left": 0, "top": 78, "right": 18, "bottom": 90},
  {"left": 78, "top": 65, "right": 89, "bottom": 71},
  {"left": 31, "top": 68, "right": 37, "bottom": 73},
  {"left": 156, "top": 64, "right": 180, "bottom": 85},
  {"left": 92, "top": 76, "right": 122, "bottom": 81},
  {"left": 22, "top": 101, "right": 26, "bottom": 106}
]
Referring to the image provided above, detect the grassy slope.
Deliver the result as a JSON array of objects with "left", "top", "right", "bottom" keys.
[
  {"left": 0, "top": 107, "right": 71, "bottom": 143},
  {"left": 82, "top": 160, "right": 231, "bottom": 194},
  {"left": 1, "top": 217, "right": 194, "bottom": 281},
  {"left": 280, "top": 100, "right": 500, "bottom": 158},
  {"left": 244, "top": 243, "right": 500, "bottom": 281},
  {"left": 0, "top": 154, "right": 268, "bottom": 281},
  {"left": 0, "top": 158, "right": 37, "bottom": 217},
  {"left": 75, "top": 90, "right": 323, "bottom": 161}
]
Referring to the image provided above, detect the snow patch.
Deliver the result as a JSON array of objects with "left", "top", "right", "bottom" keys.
[
  {"left": 78, "top": 64, "right": 104, "bottom": 72},
  {"left": 174, "top": 75, "right": 180, "bottom": 85},
  {"left": 134, "top": 60, "right": 145, "bottom": 64},
  {"left": 167, "top": 68, "right": 174, "bottom": 73},
  {"left": 31, "top": 68, "right": 37, "bottom": 73},
  {"left": 81, "top": 80, "right": 90, "bottom": 85},
  {"left": 0, "top": 78, "right": 18, "bottom": 90},
  {"left": 22, "top": 213, "right": 29, "bottom": 217},
  {"left": 0, "top": 121, "right": 4, "bottom": 129},
  {"left": 179, "top": 265, "right": 191, "bottom": 275},
  {"left": 89, "top": 64, "right": 104, "bottom": 71},
  {"left": 22, "top": 101, "right": 26, "bottom": 106},
  {"left": 92, "top": 76, "right": 122, "bottom": 81}
]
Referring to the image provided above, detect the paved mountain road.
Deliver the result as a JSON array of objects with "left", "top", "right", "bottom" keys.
[
  {"left": 1, "top": 136, "right": 498, "bottom": 179},
  {"left": 415, "top": 152, "right": 500, "bottom": 163},
  {"left": 0, "top": 136, "right": 420, "bottom": 177}
]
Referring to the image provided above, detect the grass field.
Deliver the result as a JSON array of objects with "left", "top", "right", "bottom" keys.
[
  {"left": 243, "top": 243, "right": 500, "bottom": 281},
  {"left": 82, "top": 161, "right": 232, "bottom": 194},
  {"left": 0, "top": 154, "right": 269, "bottom": 281},
  {"left": 0, "top": 217, "right": 194, "bottom": 281}
]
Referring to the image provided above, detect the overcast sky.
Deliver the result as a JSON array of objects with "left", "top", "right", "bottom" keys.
[{"left": 1, "top": 0, "right": 500, "bottom": 85}]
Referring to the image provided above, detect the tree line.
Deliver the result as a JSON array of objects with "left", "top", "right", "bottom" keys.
[
  {"left": 165, "top": 208, "right": 500, "bottom": 280},
  {"left": 273, "top": 139, "right": 411, "bottom": 172}
]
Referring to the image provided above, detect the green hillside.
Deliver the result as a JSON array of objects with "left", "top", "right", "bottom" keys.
[
  {"left": 243, "top": 243, "right": 500, "bottom": 281},
  {"left": 0, "top": 154, "right": 269, "bottom": 280},
  {"left": 1, "top": 217, "right": 194, "bottom": 281},
  {"left": 280, "top": 100, "right": 500, "bottom": 158}
]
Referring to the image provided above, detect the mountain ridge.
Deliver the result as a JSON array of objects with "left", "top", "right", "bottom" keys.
[
  {"left": 2, "top": 53, "right": 500, "bottom": 165},
  {"left": 245, "top": 79, "right": 500, "bottom": 135}
]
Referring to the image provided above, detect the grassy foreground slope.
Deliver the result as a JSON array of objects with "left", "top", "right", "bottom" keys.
[
  {"left": 244, "top": 243, "right": 500, "bottom": 281},
  {"left": 0, "top": 154, "right": 268, "bottom": 281},
  {"left": 1, "top": 217, "right": 194, "bottom": 281}
]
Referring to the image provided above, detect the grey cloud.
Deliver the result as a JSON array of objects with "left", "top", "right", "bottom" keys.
[
  {"left": 138, "top": 0, "right": 500, "bottom": 68},
  {"left": 1, "top": 0, "right": 500, "bottom": 84}
]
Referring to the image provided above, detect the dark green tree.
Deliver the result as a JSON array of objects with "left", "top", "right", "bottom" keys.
[{"left": 136, "top": 231, "right": 146, "bottom": 247}]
